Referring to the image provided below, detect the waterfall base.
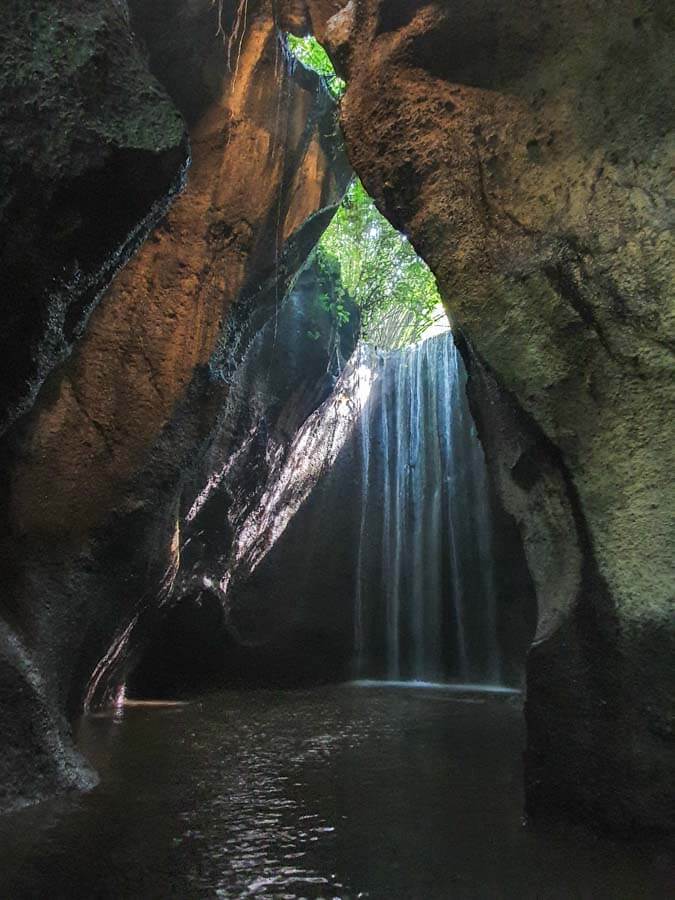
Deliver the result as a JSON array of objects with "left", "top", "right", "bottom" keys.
[
  {"left": 0, "top": 685, "right": 668, "bottom": 898},
  {"left": 127, "top": 333, "right": 536, "bottom": 697},
  {"left": 350, "top": 679, "right": 521, "bottom": 694}
]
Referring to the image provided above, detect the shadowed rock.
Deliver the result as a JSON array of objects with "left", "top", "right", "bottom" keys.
[{"left": 0, "top": 0, "right": 350, "bottom": 809}]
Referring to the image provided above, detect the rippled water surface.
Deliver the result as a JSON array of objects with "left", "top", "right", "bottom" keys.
[{"left": 0, "top": 685, "right": 671, "bottom": 899}]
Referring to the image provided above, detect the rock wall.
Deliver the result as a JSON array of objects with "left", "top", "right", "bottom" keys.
[
  {"left": 309, "top": 0, "right": 674, "bottom": 832},
  {"left": 0, "top": 1, "right": 189, "bottom": 434},
  {"left": 126, "top": 261, "right": 359, "bottom": 697},
  {"left": 0, "top": 0, "right": 350, "bottom": 810}
]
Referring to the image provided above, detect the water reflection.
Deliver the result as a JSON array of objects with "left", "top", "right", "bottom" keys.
[{"left": 0, "top": 685, "right": 670, "bottom": 899}]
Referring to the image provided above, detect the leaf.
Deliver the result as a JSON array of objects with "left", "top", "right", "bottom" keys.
[
  {"left": 286, "top": 35, "right": 346, "bottom": 99},
  {"left": 317, "top": 179, "right": 445, "bottom": 349}
]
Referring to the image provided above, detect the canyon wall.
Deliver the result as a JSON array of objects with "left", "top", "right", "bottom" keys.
[
  {"left": 307, "top": 0, "right": 674, "bottom": 832},
  {"left": 0, "top": 1, "right": 189, "bottom": 434},
  {"left": 0, "top": 0, "right": 350, "bottom": 809},
  {"left": 127, "top": 262, "right": 360, "bottom": 696},
  {"left": 1, "top": 0, "right": 672, "bottom": 836}
]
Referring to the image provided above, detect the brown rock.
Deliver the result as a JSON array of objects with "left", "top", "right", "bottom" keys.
[{"left": 0, "top": 0, "right": 350, "bottom": 809}]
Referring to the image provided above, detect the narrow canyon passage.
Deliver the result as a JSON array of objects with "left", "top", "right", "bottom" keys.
[
  {"left": 1, "top": 1, "right": 673, "bottom": 896},
  {"left": 0, "top": 686, "right": 670, "bottom": 899},
  {"left": 0, "top": 320, "right": 666, "bottom": 896}
]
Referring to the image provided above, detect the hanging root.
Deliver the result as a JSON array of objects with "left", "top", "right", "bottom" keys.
[
  {"left": 212, "top": 0, "right": 225, "bottom": 37},
  {"left": 210, "top": 0, "right": 250, "bottom": 85},
  {"left": 210, "top": 0, "right": 250, "bottom": 91},
  {"left": 227, "top": 0, "right": 249, "bottom": 80}
]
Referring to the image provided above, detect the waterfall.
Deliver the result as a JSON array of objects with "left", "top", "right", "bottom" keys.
[
  {"left": 218, "top": 328, "right": 504, "bottom": 687},
  {"left": 354, "top": 332, "right": 503, "bottom": 685}
]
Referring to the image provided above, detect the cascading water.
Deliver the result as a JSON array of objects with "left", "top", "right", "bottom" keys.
[
  {"left": 216, "top": 325, "right": 505, "bottom": 687},
  {"left": 353, "top": 332, "right": 503, "bottom": 685}
]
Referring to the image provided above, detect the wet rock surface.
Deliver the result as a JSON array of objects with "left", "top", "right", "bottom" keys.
[
  {"left": 0, "top": 0, "right": 350, "bottom": 809},
  {"left": 0, "top": 1, "right": 189, "bottom": 434}
]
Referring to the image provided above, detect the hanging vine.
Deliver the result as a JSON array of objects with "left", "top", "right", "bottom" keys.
[{"left": 212, "top": 0, "right": 250, "bottom": 82}]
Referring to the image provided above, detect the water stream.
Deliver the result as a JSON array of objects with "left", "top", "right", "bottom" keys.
[
  {"left": 216, "top": 330, "right": 509, "bottom": 687},
  {"left": 0, "top": 686, "right": 668, "bottom": 899},
  {"left": 353, "top": 333, "right": 502, "bottom": 685}
]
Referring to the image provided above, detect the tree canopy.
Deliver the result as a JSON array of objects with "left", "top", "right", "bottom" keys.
[
  {"left": 317, "top": 180, "right": 444, "bottom": 350},
  {"left": 286, "top": 34, "right": 346, "bottom": 98},
  {"left": 286, "top": 34, "right": 445, "bottom": 349}
]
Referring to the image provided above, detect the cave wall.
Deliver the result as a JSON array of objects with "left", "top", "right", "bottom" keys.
[
  {"left": 1, "top": 0, "right": 672, "bottom": 837},
  {"left": 0, "top": 1, "right": 189, "bottom": 435},
  {"left": 127, "top": 261, "right": 360, "bottom": 696},
  {"left": 0, "top": 0, "right": 351, "bottom": 810},
  {"left": 307, "top": 0, "right": 674, "bottom": 832}
]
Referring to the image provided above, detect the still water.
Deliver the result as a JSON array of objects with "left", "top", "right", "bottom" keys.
[{"left": 0, "top": 685, "right": 670, "bottom": 899}]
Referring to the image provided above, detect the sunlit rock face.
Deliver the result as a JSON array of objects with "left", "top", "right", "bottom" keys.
[
  {"left": 314, "top": 0, "right": 675, "bottom": 832},
  {"left": 121, "top": 262, "right": 359, "bottom": 696},
  {"left": 0, "top": 0, "right": 350, "bottom": 809},
  {"left": 126, "top": 262, "right": 359, "bottom": 695}
]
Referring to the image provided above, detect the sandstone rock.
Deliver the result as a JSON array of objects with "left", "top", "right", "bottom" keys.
[
  {"left": 0, "top": 0, "right": 350, "bottom": 808},
  {"left": 0, "top": 0, "right": 189, "bottom": 434}
]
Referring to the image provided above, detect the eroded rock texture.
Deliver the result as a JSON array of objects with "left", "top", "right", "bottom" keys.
[
  {"left": 126, "top": 262, "right": 359, "bottom": 697},
  {"left": 0, "top": 1, "right": 189, "bottom": 434},
  {"left": 0, "top": 0, "right": 350, "bottom": 809},
  {"left": 1, "top": 0, "right": 672, "bottom": 838},
  {"left": 314, "top": 0, "right": 674, "bottom": 831}
]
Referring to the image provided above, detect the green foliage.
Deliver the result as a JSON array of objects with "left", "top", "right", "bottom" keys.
[
  {"left": 286, "top": 35, "right": 442, "bottom": 348},
  {"left": 286, "top": 34, "right": 346, "bottom": 99},
  {"left": 319, "top": 291, "right": 350, "bottom": 325},
  {"left": 315, "top": 251, "right": 352, "bottom": 330},
  {"left": 317, "top": 180, "right": 444, "bottom": 349}
]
